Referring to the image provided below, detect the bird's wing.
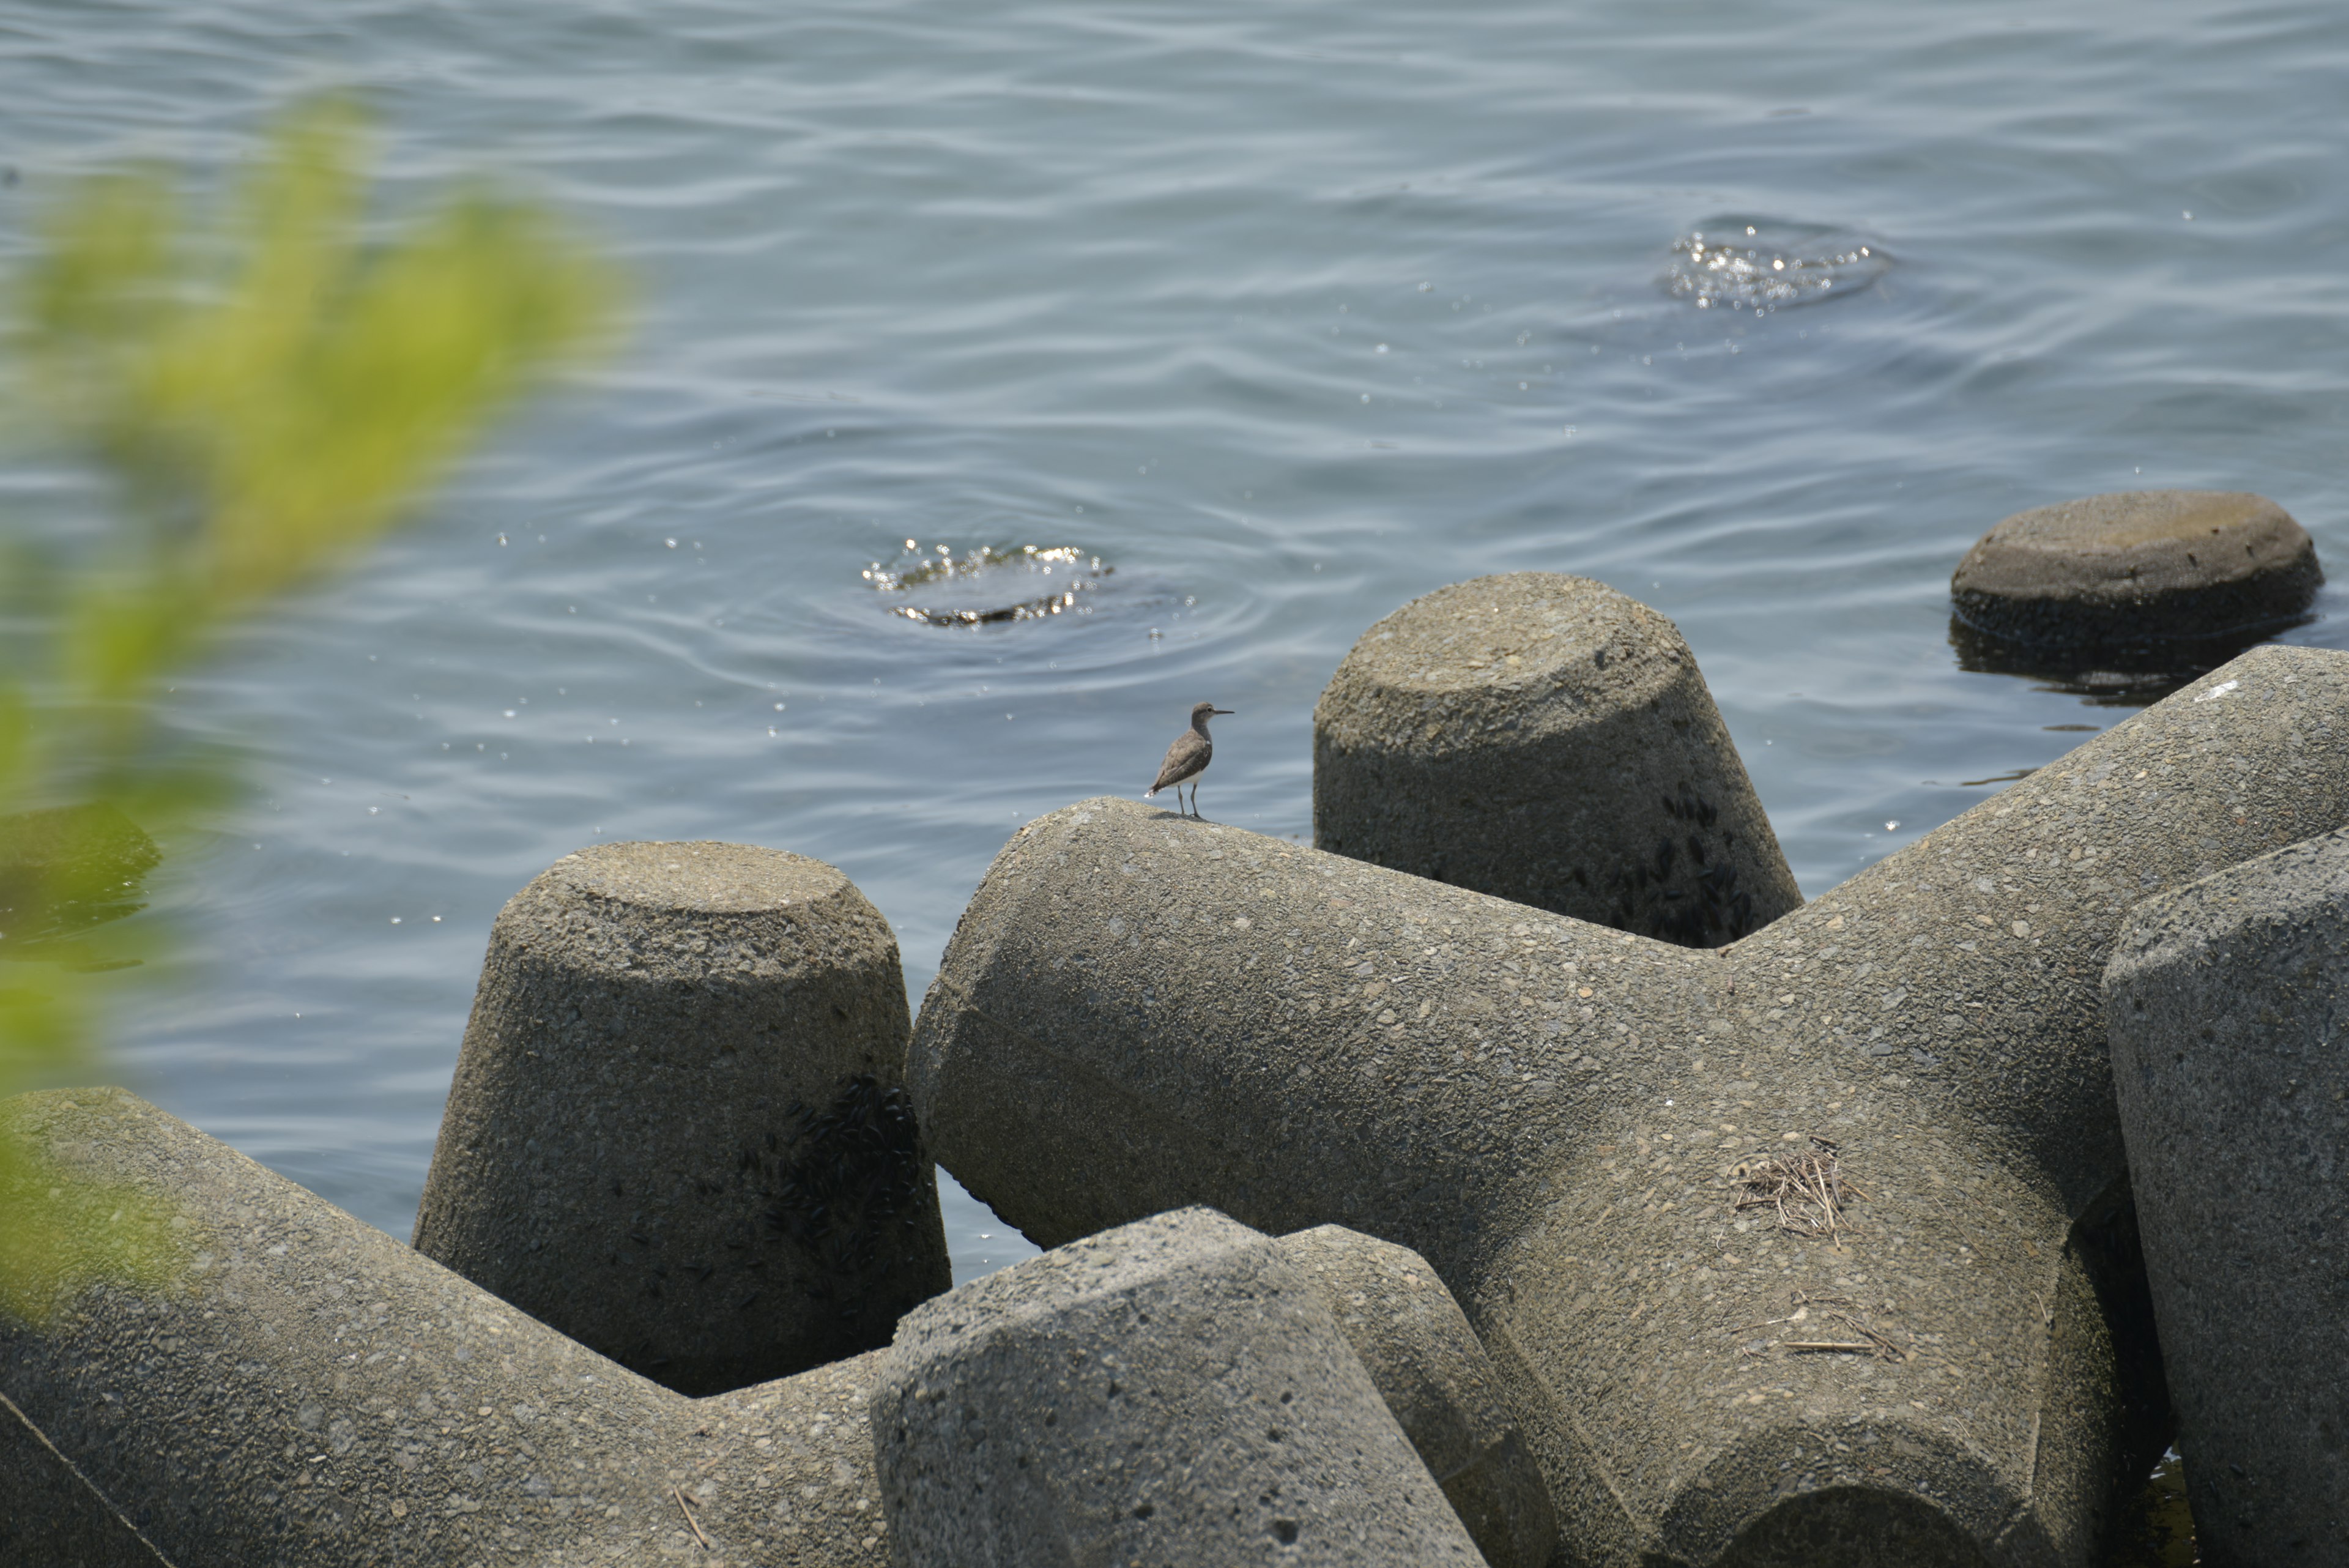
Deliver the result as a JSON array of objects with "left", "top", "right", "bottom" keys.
[{"left": 1150, "top": 732, "right": 1209, "bottom": 793}]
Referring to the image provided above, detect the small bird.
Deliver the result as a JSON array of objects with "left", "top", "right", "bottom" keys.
[{"left": 1147, "top": 701, "right": 1233, "bottom": 819}]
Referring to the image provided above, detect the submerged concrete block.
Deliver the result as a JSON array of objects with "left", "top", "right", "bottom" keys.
[
  {"left": 1313, "top": 573, "right": 1800, "bottom": 946},
  {"left": 913, "top": 644, "right": 2349, "bottom": 1566},
  {"left": 414, "top": 840, "right": 949, "bottom": 1395},
  {"left": 1280, "top": 1225, "right": 1554, "bottom": 1568},
  {"left": 2104, "top": 828, "right": 2349, "bottom": 1567},
  {"left": 869, "top": 1207, "right": 1482, "bottom": 1567},
  {"left": 1951, "top": 490, "right": 2320, "bottom": 656},
  {"left": 1, "top": 1088, "right": 892, "bottom": 1567}
]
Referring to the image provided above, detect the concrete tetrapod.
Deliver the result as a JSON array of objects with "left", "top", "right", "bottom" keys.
[
  {"left": 911, "top": 644, "right": 2349, "bottom": 1566},
  {"left": 0, "top": 1088, "right": 896, "bottom": 1568},
  {"left": 2, "top": 1095, "right": 1547, "bottom": 1566},
  {"left": 414, "top": 841, "right": 950, "bottom": 1395},
  {"left": 2104, "top": 827, "right": 2349, "bottom": 1567},
  {"left": 1313, "top": 574, "right": 1801, "bottom": 946},
  {"left": 1284, "top": 1224, "right": 1556, "bottom": 1568},
  {"left": 870, "top": 1208, "right": 1484, "bottom": 1566}
]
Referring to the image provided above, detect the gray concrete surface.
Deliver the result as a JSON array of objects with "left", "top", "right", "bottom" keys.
[
  {"left": 1313, "top": 573, "right": 1800, "bottom": 946},
  {"left": 912, "top": 643, "right": 2349, "bottom": 1566},
  {"left": 1951, "top": 491, "right": 2320, "bottom": 654},
  {"left": 414, "top": 841, "right": 949, "bottom": 1396},
  {"left": 2, "top": 1087, "right": 894, "bottom": 1568},
  {"left": 2105, "top": 827, "right": 2349, "bottom": 1567},
  {"left": 2, "top": 1099, "right": 1557, "bottom": 1566},
  {"left": 1281, "top": 1224, "right": 1554, "bottom": 1568},
  {"left": 869, "top": 1207, "right": 1483, "bottom": 1567}
]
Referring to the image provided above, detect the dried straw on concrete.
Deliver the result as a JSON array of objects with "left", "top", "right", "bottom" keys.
[{"left": 1728, "top": 1135, "right": 1865, "bottom": 1241}]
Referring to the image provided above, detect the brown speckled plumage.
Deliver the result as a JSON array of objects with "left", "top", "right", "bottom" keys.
[{"left": 1147, "top": 701, "right": 1231, "bottom": 817}]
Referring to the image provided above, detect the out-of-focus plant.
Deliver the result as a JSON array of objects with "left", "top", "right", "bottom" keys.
[{"left": 0, "top": 97, "right": 620, "bottom": 1323}]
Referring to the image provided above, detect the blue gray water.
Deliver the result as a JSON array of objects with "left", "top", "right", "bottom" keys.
[{"left": 4, "top": 0, "right": 2347, "bottom": 1295}]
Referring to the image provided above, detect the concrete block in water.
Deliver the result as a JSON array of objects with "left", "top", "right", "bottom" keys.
[
  {"left": 1, "top": 1088, "right": 895, "bottom": 1568},
  {"left": 1280, "top": 1224, "right": 1554, "bottom": 1568},
  {"left": 413, "top": 840, "right": 950, "bottom": 1395},
  {"left": 2104, "top": 827, "right": 2349, "bottom": 1567},
  {"left": 1313, "top": 573, "right": 1800, "bottom": 946},
  {"left": 1951, "top": 490, "right": 2320, "bottom": 658},
  {"left": 913, "top": 644, "right": 2349, "bottom": 1566},
  {"left": 869, "top": 1207, "right": 1483, "bottom": 1567}
]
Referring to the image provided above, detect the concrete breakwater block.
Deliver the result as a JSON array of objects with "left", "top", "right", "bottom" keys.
[
  {"left": 869, "top": 1207, "right": 1483, "bottom": 1566},
  {"left": 1, "top": 1088, "right": 896, "bottom": 1568},
  {"left": 1282, "top": 1224, "right": 1554, "bottom": 1568},
  {"left": 1950, "top": 491, "right": 2320, "bottom": 658},
  {"left": 1313, "top": 573, "right": 1800, "bottom": 947},
  {"left": 2104, "top": 828, "right": 2349, "bottom": 1566},
  {"left": 2, "top": 1093, "right": 1548, "bottom": 1566},
  {"left": 413, "top": 841, "right": 951, "bottom": 1396},
  {"left": 913, "top": 644, "right": 2349, "bottom": 1565}
]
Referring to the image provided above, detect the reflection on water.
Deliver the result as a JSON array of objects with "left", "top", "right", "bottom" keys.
[
  {"left": 1660, "top": 218, "right": 1889, "bottom": 313},
  {"left": 2104, "top": 1448, "right": 2199, "bottom": 1567},
  {"left": 1946, "top": 615, "right": 2307, "bottom": 707},
  {"left": 864, "top": 542, "right": 1114, "bottom": 627}
]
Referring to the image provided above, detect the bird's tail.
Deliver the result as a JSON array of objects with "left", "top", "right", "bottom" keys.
[{"left": 1144, "top": 787, "right": 1159, "bottom": 798}]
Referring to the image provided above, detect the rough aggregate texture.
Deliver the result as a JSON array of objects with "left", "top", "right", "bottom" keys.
[
  {"left": 2104, "top": 827, "right": 2349, "bottom": 1567},
  {"left": 1314, "top": 573, "right": 1801, "bottom": 946},
  {"left": 2, "top": 1115, "right": 1554, "bottom": 1565},
  {"left": 2, "top": 1088, "right": 896, "bottom": 1568},
  {"left": 1950, "top": 491, "right": 2320, "bottom": 654},
  {"left": 414, "top": 841, "right": 949, "bottom": 1395},
  {"left": 870, "top": 1208, "right": 1482, "bottom": 1567},
  {"left": 1282, "top": 1224, "right": 1556, "bottom": 1568},
  {"left": 912, "top": 643, "right": 2349, "bottom": 1566}
]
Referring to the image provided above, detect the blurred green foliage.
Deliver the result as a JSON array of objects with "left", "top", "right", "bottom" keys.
[{"left": 0, "top": 97, "right": 620, "bottom": 1323}]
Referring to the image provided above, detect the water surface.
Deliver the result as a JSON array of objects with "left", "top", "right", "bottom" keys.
[{"left": 3, "top": 1, "right": 2345, "bottom": 1318}]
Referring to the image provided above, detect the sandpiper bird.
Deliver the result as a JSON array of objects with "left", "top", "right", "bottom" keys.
[{"left": 1147, "top": 701, "right": 1233, "bottom": 819}]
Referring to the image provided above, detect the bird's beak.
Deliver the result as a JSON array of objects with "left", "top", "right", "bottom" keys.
[{"left": 1214, "top": 708, "right": 1235, "bottom": 715}]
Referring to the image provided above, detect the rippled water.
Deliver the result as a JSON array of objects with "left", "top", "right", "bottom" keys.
[
  {"left": 1661, "top": 218, "right": 1889, "bottom": 313},
  {"left": 6, "top": 0, "right": 2347, "bottom": 1371}
]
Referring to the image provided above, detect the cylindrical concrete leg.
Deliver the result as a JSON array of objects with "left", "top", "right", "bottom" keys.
[
  {"left": 2106, "top": 827, "right": 2349, "bottom": 1567},
  {"left": 869, "top": 1207, "right": 1483, "bottom": 1567},
  {"left": 2, "top": 1088, "right": 895, "bottom": 1568},
  {"left": 1313, "top": 573, "right": 1800, "bottom": 946},
  {"left": 1279, "top": 1225, "right": 1554, "bottom": 1568},
  {"left": 414, "top": 840, "right": 949, "bottom": 1396}
]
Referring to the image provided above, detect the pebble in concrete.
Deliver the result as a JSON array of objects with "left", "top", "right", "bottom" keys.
[
  {"left": 1313, "top": 573, "right": 1801, "bottom": 946},
  {"left": 1, "top": 1088, "right": 897, "bottom": 1568},
  {"left": 2104, "top": 827, "right": 2349, "bottom": 1567},
  {"left": 869, "top": 1206, "right": 1483, "bottom": 1567},
  {"left": 1283, "top": 1224, "right": 1554, "bottom": 1568},
  {"left": 912, "top": 643, "right": 2349, "bottom": 1566},
  {"left": 414, "top": 841, "right": 951, "bottom": 1396},
  {"left": 1950, "top": 490, "right": 2320, "bottom": 659}
]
